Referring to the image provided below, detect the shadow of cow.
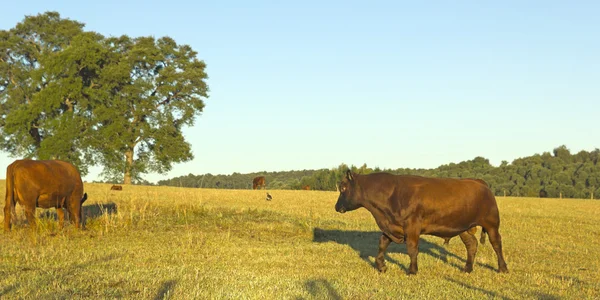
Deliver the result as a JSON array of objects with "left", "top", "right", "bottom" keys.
[
  {"left": 38, "top": 202, "right": 118, "bottom": 225},
  {"left": 313, "top": 228, "right": 497, "bottom": 273}
]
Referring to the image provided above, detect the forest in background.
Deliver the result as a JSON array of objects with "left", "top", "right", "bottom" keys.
[{"left": 155, "top": 145, "right": 600, "bottom": 199}]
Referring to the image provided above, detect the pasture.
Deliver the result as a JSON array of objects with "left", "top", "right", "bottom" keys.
[{"left": 1, "top": 182, "right": 599, "bottom": 299}]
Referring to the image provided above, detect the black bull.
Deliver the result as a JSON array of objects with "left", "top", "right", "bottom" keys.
[{"left": 335, "top": 171, "right": 508, "bottom": 275}]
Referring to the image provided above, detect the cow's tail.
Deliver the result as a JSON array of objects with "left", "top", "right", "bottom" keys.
[
  {"left": 480, "top": 227, "right": 487, "bottom": 244},
  {"left": 4, "top": 163, "right": 15, "bottom": 229}
]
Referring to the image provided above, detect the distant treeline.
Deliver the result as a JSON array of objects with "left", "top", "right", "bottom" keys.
[{"left": 157, "top": 146, "right": 600, "bottom": 199}]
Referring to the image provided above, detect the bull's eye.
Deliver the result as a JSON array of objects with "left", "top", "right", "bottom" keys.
[{"left": 340, "top": 186, "right": 346, "bottom": 192}]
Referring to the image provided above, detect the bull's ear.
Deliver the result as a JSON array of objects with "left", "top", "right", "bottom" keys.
[{"left": 346, "top": 169, "right": 354, "bottom": 182}]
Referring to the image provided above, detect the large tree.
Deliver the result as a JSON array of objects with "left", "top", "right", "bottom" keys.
[
  {"left": 0, "top": 12, "right": 101, "bottom": 174},
  {"left": 91, "top": 35, "right": 208, "bottom": 184},
  {"left": 1, "top": 12, "right": 209, "bottom": 183}
]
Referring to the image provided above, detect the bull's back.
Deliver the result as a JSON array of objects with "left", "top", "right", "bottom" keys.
[
  {"left": 395, "top": 176, "right": 498, "bottom": 222},
  {"left": 401, "top": 176, "right": 491, "bottom": 203},
  {"left": 11, "top": 160, "right": 83, "bottom": 195}
]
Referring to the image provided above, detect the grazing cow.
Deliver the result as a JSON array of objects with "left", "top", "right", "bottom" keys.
[
  {"left": 4, "top": 159, "right": 88, "bottom": 231},
  {"left": 252, "top": 176, "right": 266, "bottom": 190},
  {"left": 302, "top": 185, "right": 311, "bottom": 190},
  {"left": 335, "top": 170, "right": 508, "bottom": 275},
  {"left": 110, "top": 185, "right": 123, "bottom": 191}
]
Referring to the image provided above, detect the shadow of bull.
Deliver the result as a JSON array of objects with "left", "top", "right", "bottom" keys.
[{"left": 36, "top": 202, "right": 118, "bottom": 225}]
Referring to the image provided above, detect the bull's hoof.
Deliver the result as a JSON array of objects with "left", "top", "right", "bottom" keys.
[
  {"left": 376, "top": 263, "right": 387, "bottom": 273},
  {"left": 498, "top": 266, "right": 509, "bottom": 273},
  {"left": 463, "top": 266, "right": 473, "bottom": 273}
]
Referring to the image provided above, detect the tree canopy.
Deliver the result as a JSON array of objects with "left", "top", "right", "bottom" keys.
[{"left": 0, "top": 12, "right": 209, "bottom": 183}]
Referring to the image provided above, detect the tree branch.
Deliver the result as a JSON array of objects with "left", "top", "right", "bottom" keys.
[{"left": 156, "top": 90, "right": 180, "bottom": 108}]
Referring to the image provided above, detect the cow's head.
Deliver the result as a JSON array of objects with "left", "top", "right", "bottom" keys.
[{"left": 335, "top": 170, "right": 362, "bottom": 213}]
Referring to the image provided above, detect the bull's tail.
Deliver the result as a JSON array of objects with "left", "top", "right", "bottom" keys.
[
  {"left": 480, "top": 227, "right": 487, "bottom": 244},
  {"left": 4, "top": 163, "right": 15, "bottom": 230}
]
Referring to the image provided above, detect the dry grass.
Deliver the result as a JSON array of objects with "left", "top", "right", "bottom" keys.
[{"left": 1, "top": 181, "right": 599, "bottom": 299}]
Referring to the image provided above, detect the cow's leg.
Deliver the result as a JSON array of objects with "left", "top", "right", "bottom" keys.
[
  {"left": 11, "top": 203, "right": 17, "bottom": 225},
  {"left": 459, "top": 230, "right": 478, "bottom": 273},
  {"left": 4, "top": 190, "right": 19, "bottom": 231},
  {"left": 376, "top": 233, "right": 392, "bottom": 273},
  {"left": 56, "top": 208, "right": 65, "bottom": 229},
  {"left": 485, "top": 227, "right": 508, "bottom": 273},
  {"left": 66, "top": 202, "right": 78, "bottom": 229},
  {"left": 3, "top": 200, "right": 12, "bottom": 231},
  {"left": 405, "top": 228, "right": 420, "bottom": 275},
  {"left": 24, "top": 205, "right": 36, "bottom": 230},
  {"left": 66, "top": 197, "right": 83, "bottom": 229}
]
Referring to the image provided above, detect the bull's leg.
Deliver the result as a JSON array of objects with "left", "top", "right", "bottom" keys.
[
  {"left": 4, "top": 200, "right": 12, "bottom": 231},
  {"left": 443, "top": 237, "right": 451, "bottom": 245},
  {"left": 485, "top": 227, "right": 508, "bottom": 273},
  {"left": 24, "top": 206, "right": 36, "bottom": 230},
  {"left": 66, "top": 198, "right": 83, "bottom": 229},
  {"left": 11, "top": 204, "right": 17, "bottom": 226},
  {"left": 56, "top": 208, "right": 65, "bottom": 229},
  {"left": 73, "top": 213, "right": 82, "bottom": 229},
  {"left": 458, "top": 230, "right": 478, "bottom": 273},
  {"left": 405, "top": 229, "right": 420, "bottom": 275},
  {"left": 376, "top": 233, "right": 392, "bottom": 273}
]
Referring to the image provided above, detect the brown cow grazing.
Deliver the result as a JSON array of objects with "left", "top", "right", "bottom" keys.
[
  {"left": 335, "top": 170, "right": 508, "bottom": 275},
  {"left": 302, "top": 185, "right": 311, "bottom": 190},
  {"left": 4, "top": 160, "right": 88, "bottom": 231},
  {"left": 252, "top": 176, "right": 266, "bottom": 190},
  {"left": 110, "top": 185, "right": 123, "bottom": 191}
]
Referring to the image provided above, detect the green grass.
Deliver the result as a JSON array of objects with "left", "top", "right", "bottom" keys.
[{"left": 1, "top": 182, "right": 599, "bottom": 299}]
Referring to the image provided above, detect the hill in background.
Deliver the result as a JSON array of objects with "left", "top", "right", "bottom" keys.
[{"left": 156, "top": 145, "right": 599, "bottom": 199}]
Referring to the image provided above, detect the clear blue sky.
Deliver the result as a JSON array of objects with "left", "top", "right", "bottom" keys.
[{"left": 1, "top": 1, "right": 599, "bottom": 183}]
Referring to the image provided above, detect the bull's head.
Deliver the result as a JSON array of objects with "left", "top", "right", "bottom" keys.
[{"left": 335, "top": 170, "right": 362, "bottom": 213}]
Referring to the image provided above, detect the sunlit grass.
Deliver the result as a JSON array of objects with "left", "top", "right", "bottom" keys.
[{"left": 1, "top": 182, "right": 599, "bottom": 299}]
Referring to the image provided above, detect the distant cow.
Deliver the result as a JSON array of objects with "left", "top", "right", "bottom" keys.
[
  {"left": 110, "top": 185, "right": 123, "bottom": 191},
  {"left": 335, "top": 171, "right": 508, "bottom": 275},
  {"left": 302, "top": 185, "right": 311, "bottom": 190},
  {"left": 4, "top": 160, "right": 88, "bottom": 231},
  {"left": 252, "top": 176, "right": 266, "bottom": 190}
]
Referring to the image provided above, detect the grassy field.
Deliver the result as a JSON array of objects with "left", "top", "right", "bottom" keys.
[{"left": 1, "top": 182, "right": 599, "bottom": 299}]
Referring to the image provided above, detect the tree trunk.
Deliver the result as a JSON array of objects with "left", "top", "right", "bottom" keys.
[{"left": 124, "top": 148, "right": 134, "bottom": 185}]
